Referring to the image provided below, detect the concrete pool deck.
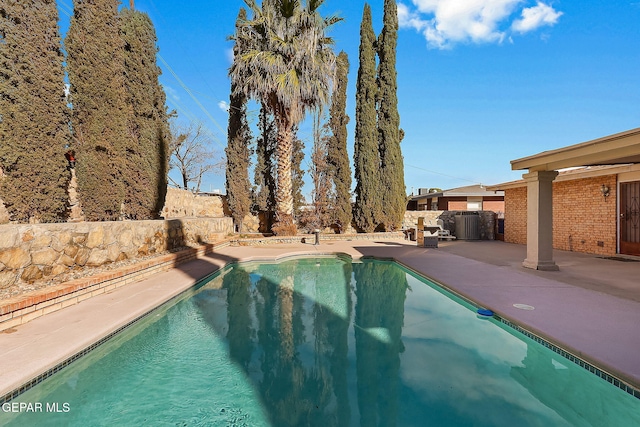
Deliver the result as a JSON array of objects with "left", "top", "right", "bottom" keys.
[{"left": 1, "top": 238, "right": 639, "bottom": 400}]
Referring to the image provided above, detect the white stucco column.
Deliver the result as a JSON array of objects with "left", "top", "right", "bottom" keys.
[{"left": 522, "top": 170, "right": 559, "bottom": 271}]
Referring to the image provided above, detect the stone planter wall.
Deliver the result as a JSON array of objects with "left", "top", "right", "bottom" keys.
[
  {"left": 233, "top": 231, "right": 404, "bottom": 246},
  {"left": 0, "top": 218, "right": 233, "bottom": 289}
]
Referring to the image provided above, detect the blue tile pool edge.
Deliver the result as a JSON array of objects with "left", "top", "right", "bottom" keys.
[
  {"left": 2, "top": 253, "right": 639, "bottom": 404},
  {"left": 498, "top": 317, "right": 640, "bottom": 400},
  {"left": 392, "top": 258, "right": 640, "bottom": 401}
]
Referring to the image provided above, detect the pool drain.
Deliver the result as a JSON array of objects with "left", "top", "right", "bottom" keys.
[{"left": 513, "top": 303, "right": 535, "bottom": 310}]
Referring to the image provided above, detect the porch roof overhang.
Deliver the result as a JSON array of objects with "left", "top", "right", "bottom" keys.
[
  {"left": 487, "top": 164, "right": 640, "bottom": 191},
  {"left": 511, "top": 128, "right": 640, "bottom": 171}
]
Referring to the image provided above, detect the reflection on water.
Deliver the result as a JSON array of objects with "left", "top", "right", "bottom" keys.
[
  {"left": 511, "top": 344, "right": 640, "bottom": 427},
  {"left": 354, "top": 261, "right": 407, "bottom": 427},
  {"left": 5, "top": 258, "right": 640, "bottom": 427},
  {"left": 219, "top": 258, "right": 358, "bottom": 427}
]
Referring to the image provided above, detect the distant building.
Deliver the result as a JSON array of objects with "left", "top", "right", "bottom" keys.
[{"left": 407, "top": 185, "right": 504, "bottom": 213}]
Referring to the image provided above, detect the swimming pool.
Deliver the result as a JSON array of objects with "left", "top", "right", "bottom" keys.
[{"left": 3, "top": 257, "right": 640, "bottom": 426}]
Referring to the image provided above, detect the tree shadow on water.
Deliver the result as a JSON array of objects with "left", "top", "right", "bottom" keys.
[{"left": 191, "top": 258, "right": 409, "bottom": 427}]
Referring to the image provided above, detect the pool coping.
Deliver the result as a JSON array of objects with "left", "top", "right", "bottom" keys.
[{"left": 1, "top": 239, "right": 639, "bottom": 406}]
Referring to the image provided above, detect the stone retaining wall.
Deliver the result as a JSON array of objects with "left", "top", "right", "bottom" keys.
[
  {"left": 233, "top": 231, "right": 404, "bottom": 246},
  {"left": 0, "top": 218, "right": 233, "bottom": 290},
  {"left": 0, "top": 187, "right": 228, "bottom": 224},
  {"left": 162, "top": 187, "right": 228, "bottom": 219}
]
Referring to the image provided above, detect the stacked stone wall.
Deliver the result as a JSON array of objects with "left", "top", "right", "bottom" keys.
[
  {"left": 0, "top": 218, "right": 233, "bottom": 290},
  {"left": 233, "top": 231, "right": 404, "bottom": 246},
  {"left": 162, "top": 187, "right": 228, "bottom": 218}
]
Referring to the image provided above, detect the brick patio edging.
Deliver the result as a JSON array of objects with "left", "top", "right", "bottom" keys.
[{"left": 0, "top": 240, "right": 231, "bottom": 332}]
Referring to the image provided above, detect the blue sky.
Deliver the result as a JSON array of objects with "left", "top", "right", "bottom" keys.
[{"left": 56, "top": 0, "right": 640, "bottom": 197}]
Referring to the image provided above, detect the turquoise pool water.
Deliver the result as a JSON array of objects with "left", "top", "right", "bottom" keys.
[{"left": 3, "top": 257, "right": 640, "bottom": 426}]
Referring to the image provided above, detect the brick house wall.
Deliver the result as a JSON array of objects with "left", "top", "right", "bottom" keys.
[
  {"left": 552, "top": 175, "right": 617, "bottom": 255},
  {"left": 504, "top": 187, "right": 527, "bottom": 245},
  {"left": 436, "top": 197, "right": 504, "bottom": 212},
  {"left": 447, "top": 199, "right": 468, "bottom": 211},
  {"left": 504, "top": 175, "right": 618, "bottom": 255},
  {"left": 482, "top": 198, "right": 505, "bottom": 214}
]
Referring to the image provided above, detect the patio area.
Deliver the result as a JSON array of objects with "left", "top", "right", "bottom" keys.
[{"left": 1, "top": 238, "right": 639, "bottom": 401}]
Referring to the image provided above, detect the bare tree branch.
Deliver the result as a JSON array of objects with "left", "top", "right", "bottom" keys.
[{"left": 169, "top": 120, "right": 224, "bottom": 192}]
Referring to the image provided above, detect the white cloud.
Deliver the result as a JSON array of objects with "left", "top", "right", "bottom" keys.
[
  {"left": 218, "top": 101, "right": 230, "bottom": 112},
  {"left": 399, "top": 0, "right": 562, "bottom": 49},
  {"left": 398, "top": 3, "right": 428, "bottom": 32},
  {"left": 512, "top": 2, "right": 563, "bottom": 33}
]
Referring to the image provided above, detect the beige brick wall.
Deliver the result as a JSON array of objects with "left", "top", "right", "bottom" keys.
[
  {"left": 504, "top": 175, "right": 618, "bottom": 255},
  {"left": 552, "top": 176, "right": 617, "bottom": 255},
  {"left": 504, "top": 187, "right": 527, "bottom": 245},
  {"left": 448, "top": 201, "right": 467, "bottom": 211},
  {"left": 483, "top": 200, "right": 505, "bottom": 214}
]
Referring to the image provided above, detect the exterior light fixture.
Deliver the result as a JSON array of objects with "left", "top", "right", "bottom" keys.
[{"left": 601, "top": 184, "right": 610, "bottom": 199}]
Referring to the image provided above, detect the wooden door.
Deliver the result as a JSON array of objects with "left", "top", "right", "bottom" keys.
[{"left": 620, "top": 181, "right": 640, "bottom": 256}]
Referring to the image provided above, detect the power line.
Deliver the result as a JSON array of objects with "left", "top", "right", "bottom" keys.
[
  {"left": 165, "top": 95, "right": 227, "bottom": 155},
  {"left": 57, "top": 1, "right": 72, "bottom": 18},
  {"left": 165, "top": 97, "right": 199, "bottom": 124},
  {"left": 404, "top": 163, "right": 482, "bottom": 185},
  {"left": 157, "top": 53, "right": 227, "bottom": 146},
  {"left": 147, "top": 0, "right": 235, "bottom": 114}
]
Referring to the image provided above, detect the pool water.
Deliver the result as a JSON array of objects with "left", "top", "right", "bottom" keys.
[{"left": 3, "top": 257, "right": 640, "bottom": 426}]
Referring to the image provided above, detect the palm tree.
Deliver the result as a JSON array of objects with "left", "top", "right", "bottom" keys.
[{"left": 230, "top": 0, "right": 341, "bottom": 235}]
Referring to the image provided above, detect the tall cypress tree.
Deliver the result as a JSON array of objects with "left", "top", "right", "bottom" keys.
[
  {"left": 326, "top": 51, "right": 352, "bottom": 233},
  {"left": 66, "top": 0, "right": 128, "bottom": 221},
  {"left": 353, "top": 4, "right": 381, "bottom": 233},
  {"left": 253, "top": 103, "right": 277, "bottom": 230},
  {"left": 226, "top": 8, "right": 253, "bottom": 232},
  {"left": 119, "top": 7, "right": 170, "bottom": 219},
  {"left": 0, "top": 0, "right": 70, "bottom": 223},
  {"left": 377, "top": 0, "right": 405, "bottom": 231}
]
